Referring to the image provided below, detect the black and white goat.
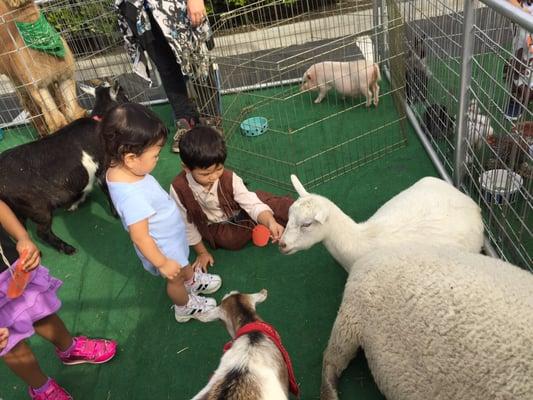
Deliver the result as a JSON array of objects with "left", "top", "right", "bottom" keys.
[
  {"left": 0, "top": 81, "right": 127, "bottom": 254},
  {"left": 193, "top": 290, "right": 300, "bottom": 400}
]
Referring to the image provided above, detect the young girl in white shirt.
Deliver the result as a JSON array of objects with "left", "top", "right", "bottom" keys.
[{"left": 102, "top": 103, "right": 221, "bottom": 322}]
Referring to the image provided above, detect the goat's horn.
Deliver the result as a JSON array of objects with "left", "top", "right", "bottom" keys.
[{"left": 290, "top": 174, "right": 309, "bottom": 196}]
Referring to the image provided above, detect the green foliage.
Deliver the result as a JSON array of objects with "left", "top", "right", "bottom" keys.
[
  {"left": 227, "top": 0, "right": 247, "bottom": 7},
  {"left": 44, "top": 0, "right": 116, "bottom": 37},
  {"left": 43, "top": 0, "right": 315, "bottom": 38}
]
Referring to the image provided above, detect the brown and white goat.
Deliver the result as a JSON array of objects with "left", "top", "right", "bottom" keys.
[
  {"left": 0, "top": 0, "right": 86, "bottom": 136},
  {"left": 193, "top": 290, "right": 300, "bottom": 400}
]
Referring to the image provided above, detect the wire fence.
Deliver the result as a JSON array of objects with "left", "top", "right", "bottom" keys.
[
  {"left": 0, "top": 0, "right": 159, "bottom": 144},
  {"left": 403, "top": 0, "right": 532, "bottom": 269},
  {"left": 0, "top": 0, "right": 530, "bottom": 268},
  {"left": 198, "top": 0, "right": 407, "bottom": 190}
]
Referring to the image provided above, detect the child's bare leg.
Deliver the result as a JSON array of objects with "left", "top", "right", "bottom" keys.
[
  {"left": 181, "top": 264, "right": 194, "bottom": 281},
  {"left": 167, "top": 265, "right": 194, "bottom": 306},
  {"left": 3, "top": 341, "right": 48, "bottom": 388},
  {"left": 33, "top": 314, "right": 73, "bottom": 352}
]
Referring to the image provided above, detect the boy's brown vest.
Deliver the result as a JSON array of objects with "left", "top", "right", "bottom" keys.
[{"left": 171, "top": 169, "right": 241, "bottom": 248}]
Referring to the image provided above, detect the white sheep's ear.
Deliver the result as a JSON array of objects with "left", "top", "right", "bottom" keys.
[
  {"left": 79, "top": 83, "right": 96, "bottom": 97},
  {"left": 250, "top": 289, "right": 268, "bottom": 306},
  {"left": 314, "top": 209, "right": 328, "bottom": 224},
  {"left": 291, "top": 175, "right": 309, "bottom": 197},
  {"left": 196, "top": 306, "right": 223, "bottom": 323}
]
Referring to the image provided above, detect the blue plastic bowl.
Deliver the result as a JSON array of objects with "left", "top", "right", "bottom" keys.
[{"left": 240, "top": 117, "right": 268, "bottom": 137}]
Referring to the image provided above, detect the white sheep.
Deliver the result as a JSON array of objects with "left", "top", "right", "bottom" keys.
[
  {"left": 279, "top": 175, "right": 484, "bottom": 272},
  {"left": 320, "top": 245, "right": 533, "bottom": 400},
  {"left": 193, "top": 290, "right": 299, "bottom": 400}
]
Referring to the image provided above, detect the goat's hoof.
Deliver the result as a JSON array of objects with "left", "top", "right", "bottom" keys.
[{"left": 60, "top": 244, "right": 77, "bottom": 255}]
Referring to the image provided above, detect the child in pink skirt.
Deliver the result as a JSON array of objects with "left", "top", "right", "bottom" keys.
[{"left": 0, "top": 200, "right": 117, "bottom": 399}]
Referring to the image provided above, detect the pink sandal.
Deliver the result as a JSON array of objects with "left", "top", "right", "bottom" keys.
[{"left": 57, "top": 336, "right": 117, "bottom": 365}]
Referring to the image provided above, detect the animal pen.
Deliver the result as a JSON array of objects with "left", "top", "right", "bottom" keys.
[
  {"left": 399, "top": 0, "right": 532, "bottom": 270},
  {"left": 0, "top": 0, "right": 531, "bottom": 273}
]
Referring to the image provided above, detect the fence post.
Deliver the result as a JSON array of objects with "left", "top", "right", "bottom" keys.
[
  {"left": 454, "top": 0, "right": 477, "bottom": 187},
  {"left": 373, "top": 0, "right": 381, "bottom": 63},
  {"left": 379, "top": 0, "right": 389, "bottom": 65}
]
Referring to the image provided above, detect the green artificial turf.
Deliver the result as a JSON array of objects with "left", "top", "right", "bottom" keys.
[{"left": 221, "top": 79, "right": 408, "bottom": 190}]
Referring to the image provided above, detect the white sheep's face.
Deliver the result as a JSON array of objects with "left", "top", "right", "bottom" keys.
[{"left": 279, "top": 194, "right": 329, "bottom": 255}]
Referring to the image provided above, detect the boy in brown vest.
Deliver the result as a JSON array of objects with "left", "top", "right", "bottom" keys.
[{"left": 169, "top": 126, "right": 294, "bottom": 271}]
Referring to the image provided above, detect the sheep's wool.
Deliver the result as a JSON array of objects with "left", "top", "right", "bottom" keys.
[{"left": 335, "top": 245, "right": 533, "bottom": 400}]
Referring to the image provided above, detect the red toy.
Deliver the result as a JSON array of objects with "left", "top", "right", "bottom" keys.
[
  {"left": 252, "top": 224, "right": 270, "bottom": 247},
  {"left": 7, "top": 250, "right": 30, "bottom": 299}
]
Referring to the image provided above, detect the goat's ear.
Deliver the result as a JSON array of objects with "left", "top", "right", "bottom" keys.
[
  {"left": 110, "top": 82, "right": 119, "bottom": 102},
  {"left": 196, "top": 306, "right": 223, "bottom": 323},
  {"left": 250, "top": 289, "right": 268, "bottom": 306},
  {"left": 79, "top": 83, "right": 96, "bottom": 97},
  {"left": 291, "top": 175, "right": 309, "bottom": 197},
  {"left": 314, "top": 208, "right": 328, "bottom": 224}
]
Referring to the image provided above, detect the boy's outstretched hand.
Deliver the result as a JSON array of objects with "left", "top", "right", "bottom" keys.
[
  {"left": 193, "top": 252, "right": 214, "bottom": 273},
  {"left": 267, "top": 221, "right": 285, "bottom": 243},
  {"left": 0, "top": 327, "right": 9, "bottom": 351}
]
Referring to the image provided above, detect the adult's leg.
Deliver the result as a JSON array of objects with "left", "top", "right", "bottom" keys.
[{"left": 144, "top": 11, "right": 199, "bottom": 123}]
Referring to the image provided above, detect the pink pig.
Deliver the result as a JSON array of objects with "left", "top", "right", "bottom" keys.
[{"left": 301, "top": 61, "right": 381, "bottom": 107}]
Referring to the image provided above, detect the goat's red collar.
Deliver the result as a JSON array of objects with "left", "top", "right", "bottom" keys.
[
  {"left": 223, "top": 321, "right": 300, "bottom": 397},
  {"left": 92, "top": 115, "right": 102, "bottom": 122}
]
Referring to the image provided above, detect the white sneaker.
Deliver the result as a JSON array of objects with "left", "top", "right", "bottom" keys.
[
  {"left": 173, "top": 294, "right": 217, "bottom": 323},
  {"left": 185, "top": 271, "right": 222, "bottom": 295}
]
